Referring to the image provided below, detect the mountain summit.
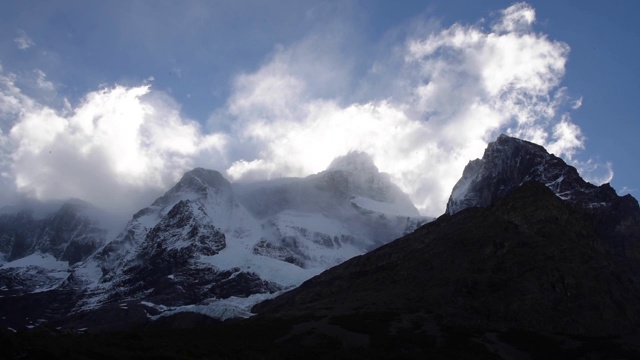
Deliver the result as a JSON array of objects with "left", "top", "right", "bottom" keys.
[
  {"left": 161, "top": 168, "right": 232, "bottom": 198},
  {"left": 447, "top": 134, "right": 597, "bottom": 214},
  {"left": 255, "top": 135, "right": 640, "bottom": 340},
  {"left": 327, "top": 150, "right": 379, "bottom": 173},
  {"left": 326, "top": 151, "right": 417, "bottom": 212},
  {"left": 446, "top": 134, "right": 640, "bottom": 261},
  {"left": 0, "top": 152, "right": 425, "bottom": 331}
]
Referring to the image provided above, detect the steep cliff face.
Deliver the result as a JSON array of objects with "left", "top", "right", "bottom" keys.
[
  {"left": 446, "top": 134, "right": 640, "bottom": 261},
  {"left": 0, "top": 202, "right": 108, "bottom": 296},
  {"left": 447, "top": 134, "right": 597, "bottom": 214},
  {"left": 0, "top": 201, "right": 107, "bottom": 265}
]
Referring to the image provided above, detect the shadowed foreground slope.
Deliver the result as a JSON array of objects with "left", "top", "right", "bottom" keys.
[
  {"left": 3, "top": 182, "right": 640, "bottom": 359},
  {"left": 254, "top": 181, "right": 640, "bottom": 336}
]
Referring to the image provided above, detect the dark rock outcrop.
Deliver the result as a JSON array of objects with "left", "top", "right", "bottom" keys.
[
  {"left": 0, "top": 202, "right": 107, "bottom": 265},
  {"left": 254, "top": 181, "right": 640, "bottom": 336},
  {"left": 446, "top": 134, "right": 640, "bottom": 263}
]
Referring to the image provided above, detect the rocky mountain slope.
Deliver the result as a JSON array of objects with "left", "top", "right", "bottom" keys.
[
  {"left": 0, "top": 201, "right": 108, "bottom": 265},
  {"left": 0, "top": 201, "right": 108, "bottom": 297},
  {"left": 253, "top": 135, "right": 640, "bottom": 344},
  {"left": 2, "top": 135, "right": 640, "bottom": 359},
  {"left": 447, "top": 134, "right": 631, "bottom": 213},
  {"left": 255, "top": 180, "right": 640, "bottom": 336},
  {"left": 446, "top": 134, "right": 640, "bottom": 269},
  {"left": 0, "top": 152, "right": 426, "bottom": 330}
]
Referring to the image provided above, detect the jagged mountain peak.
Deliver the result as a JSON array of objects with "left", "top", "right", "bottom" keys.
[
  {"left": 143, "top": 168, "right": 232, "bottom": 213},
  {"left": 445, "top": 133, "right": 640, "bottom": 264},
  {"left": 489, "top": 133, "right": 549, "bottom": 157},
  {"left": 322, "top": 151, "right": 418, "bottom": 210},
  {"left": 327, "top": 151, "right": 379, "bottom": 174},
  {"left": 172, "top": 168, "right": 231, "bottom": 194},
  {"left": 446, "top": 134, "right": 593, "bottom": 215}
]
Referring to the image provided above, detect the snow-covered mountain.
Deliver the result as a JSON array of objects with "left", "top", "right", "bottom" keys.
[
  {"left": 0, "top": 201, "right": 108, "bottom": 296},
  {"left": 0, "top": 200, "right": 108, "bottom": 265},
  {"left": 0, "top": 151, "right": 426, "bottom": 327}
]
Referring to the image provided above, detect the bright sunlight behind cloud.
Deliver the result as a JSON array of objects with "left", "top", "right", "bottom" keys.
[
  {"left": 0, "top": 74, "right": 227, "bottom": 215},
  {"left": 0, "top": 3, "right": 611, "bottom": 217},
  {"left": 221, "top": 2, "right": 597, "bottom": 215}
]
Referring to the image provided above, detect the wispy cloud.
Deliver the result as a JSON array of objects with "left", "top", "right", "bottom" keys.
[
  {"left": 219, "top": 2, "right": 593, "bottom": 216},
  {"left": 0, "top": 3, "right": 613, "bottom": 218},
  {"left": 571, "top": 96, "right": 583, "bottom": 109},
  {"left": 619, "top": 186, "right": 636, "bottom": 196},
  {"left": 14, "top": 30, "right": 34, "bottom": 50},
  {"left": 573, "top": 159, "right": 614, "bottom": 186},
  {"left": 33, "top": 69, "right": 54, "bottom": 91},
  {"left": 491, "top": 2, "right": 536, "bottom": 33}
]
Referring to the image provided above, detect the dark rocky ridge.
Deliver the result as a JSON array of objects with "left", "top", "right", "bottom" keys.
[
  {"left": 255, "top": 181, "right": 640, "bottom": 336},
  {"left": 105, "top": 197, "right": 281, "bottom": 307},
  {"left": 82, "top": 177, "right": 283, "bottom": 311},
  {"left": 446, "top": 134, "right": 631, "bottom": 214},
  {"left": 447, "top": 134, "right": 640, "bottom": 264}
]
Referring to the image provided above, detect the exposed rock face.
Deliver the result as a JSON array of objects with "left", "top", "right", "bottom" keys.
[
  {"left": 446, "top": 134, "right": 640, "bottom": 261},
  {"left": 0, "top": 202, "right": 107, "bottom": 265},
  {"left": 0, "top": 202, "right": 108, "bottom": 297},
  {"left": 99, "top": 195, "right": 281, "bottom": 308},
  {"left": 111, "top": 199, "right": 230, "bottom": 304},
  {"left": 255, "top": 136, "right": 640, "bottom": 337},
  {"left": 0, "top": 153, "right": 425, "bottom": 330},
  {"left": 254, "top": 181, "right": 640, "bottom": 336},
  {"left": 448, "top": 134, "right": 599, "bottom": 214},
  {"left": 0, "top": 210, "right": 40, "bottom": 262}
]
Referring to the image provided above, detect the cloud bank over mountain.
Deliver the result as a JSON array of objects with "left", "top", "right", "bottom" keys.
[
  {"left": 0, "top": 3, "right": 611, "bottom": 217},
  {"left": 0, "top": 76, "right": 227, "bottom": 216}
]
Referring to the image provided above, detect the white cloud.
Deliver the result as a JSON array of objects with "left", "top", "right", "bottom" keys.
[
  {"left": 14, "top": 30, "right": 34, "bottom": 50},
  {"left": 219, "top": 2, "right": 591, "bottom": 216},
  {"left": 0, "top": 2, "right": 612, "bottom": 219},
  {"left": 1, "top": 70, "right": 227, "bottom": 217},
  {"left": 574, "top": 159, "right": 614, "bottom": 186},
  {"left": 546, "top": 115, "right": 584, "bottom": 159},
  {"left": 492, "top": 2, "right": 536, "bottom": 34},
  {"left": 618, "top": 186, "right": 636, "bottom": 196}
]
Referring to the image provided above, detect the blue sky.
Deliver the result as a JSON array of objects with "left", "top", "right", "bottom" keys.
[{"left": 0, "top": 0, "right": 638, "bottom": 217}]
